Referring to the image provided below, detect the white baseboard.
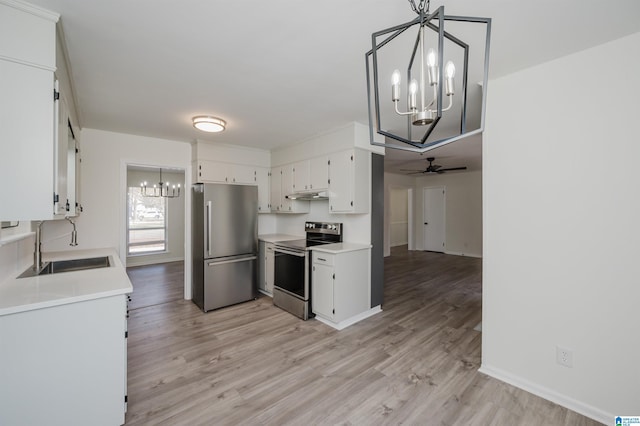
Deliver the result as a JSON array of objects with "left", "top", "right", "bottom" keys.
[
  {"left": 478, "top": 364, "right": 612, "bottom": 424},
  {"left": 444, "top": 250, "right": 482, "bottom": 259},
  {"left": 315, "top": 306, "right": 382, "bottom": 331}
]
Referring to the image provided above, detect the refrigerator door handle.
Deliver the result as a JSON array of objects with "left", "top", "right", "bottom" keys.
[
  {"left": 207, "top": 255, "right": 257, "bottom": 267},
  {"left": 206, "top": 201, "right": 212, "bottom": 257}
]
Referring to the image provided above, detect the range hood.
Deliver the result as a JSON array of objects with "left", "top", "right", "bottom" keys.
[{"left": 285, "top": 191, "right": 329, "bottom": 201}]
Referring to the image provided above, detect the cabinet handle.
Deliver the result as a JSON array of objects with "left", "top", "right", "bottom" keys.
[{"left": 317, "top": 257, "right": 327, "bottom": 262}]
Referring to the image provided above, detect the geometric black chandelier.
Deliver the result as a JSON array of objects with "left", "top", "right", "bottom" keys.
[
  {"left": 366, "top": 0, "right": 491, "bottom": 153},
  {"left": 141, "top": 168, "right": 181, "bottom": 198}
]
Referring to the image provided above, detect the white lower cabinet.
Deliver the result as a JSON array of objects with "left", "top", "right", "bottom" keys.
[
  {"left": 0, "top": 295, "right": 127, "bottom": 425},
  {"left": 258, "top": 241, "right": 275, "bottom": 296},
  {"left": 311, "top": 248, "right": 370, "bottom": 325}
]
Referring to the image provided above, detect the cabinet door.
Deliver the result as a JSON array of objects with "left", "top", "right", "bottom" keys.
[
  {"left": 198, "top": 161, "right": 229, "bottom": 183},
  {"left": 309, "top": 156, "right": 329, "bottom": 191},
  {"left": 312, "top": 262, "right": 334, "bottom": 319},
  {"left": 270, "top": 166, "right": 282, "bottom": 212},
  {"left": 293, "top": 160, "right": 310, "bottom": 193},
  {"left": 0, "top": 60, "right": 54, "bottom": 220},
  {"left": 256, "top": 167, "right": 270, "bottom": 212},
  {"left": 54, "top": 82, "right": 69, "bottom": 216},
  {"left": 265, "top": 243, "right": 275, "bottom": 294},
  {"left": 281, "top": 165, "right": 294, "bottom": 212},
  {"left": 231, "top": 164, "right": 255, "bottom": 184},
  {"left": 328, "top": 150, "right": 354, "bottom": 213}
]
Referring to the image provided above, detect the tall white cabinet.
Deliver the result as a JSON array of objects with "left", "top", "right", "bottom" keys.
[{"left": 0, "top": 0, "right": 59, "bottom": 220}]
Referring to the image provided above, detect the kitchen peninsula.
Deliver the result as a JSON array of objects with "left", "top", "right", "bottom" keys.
[{"left": 0, "top": 248, "right": 132, "bottom": 426}]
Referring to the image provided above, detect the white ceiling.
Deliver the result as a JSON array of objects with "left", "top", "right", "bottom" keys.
[{"left": 28, "top": 0, "right": 640, "bottom": 175}]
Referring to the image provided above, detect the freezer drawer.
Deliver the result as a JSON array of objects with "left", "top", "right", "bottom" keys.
[{"left": 201, "top": 255, "right": 257, "bottom": 312}]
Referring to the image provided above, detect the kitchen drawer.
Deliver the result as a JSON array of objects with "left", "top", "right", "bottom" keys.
[{"left": 313, "top": 252, "right": 334, "bottom": 266}]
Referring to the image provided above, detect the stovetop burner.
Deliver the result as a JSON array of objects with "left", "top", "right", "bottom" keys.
[{"left": 275, "top": 221, "right": 343, "bottom": 251}]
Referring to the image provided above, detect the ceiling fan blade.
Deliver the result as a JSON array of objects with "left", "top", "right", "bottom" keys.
[
  {"left": 399, "top": 169, "right": 424, "bottom": 172},
  {"left": 437, "top": 166, "right": 468, "bottom": 173},
  {"left": 431, "top": 164, "right": 442, "bottom": 170}
]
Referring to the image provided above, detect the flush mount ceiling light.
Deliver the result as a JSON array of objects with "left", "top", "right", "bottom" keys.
[
  {"left": 366, "top": 0, "right": 491, "bottom": 153},
  {"left": 192, "top": 116, "right": 226, "bottom": 133}
]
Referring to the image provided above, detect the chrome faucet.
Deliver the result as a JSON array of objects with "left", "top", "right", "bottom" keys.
[
  {"left": 33, "top": 219, "right": 78, "bottom": 272},
  {"left": 67, "top": 218, "right": 78, "bottom": 247},
  {"left": 34, "top": 221, "right": 45, "bottom": 272}
]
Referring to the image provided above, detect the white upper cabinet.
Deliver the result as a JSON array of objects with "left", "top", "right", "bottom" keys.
[
  {"left": 270, "top": 165, "right": 309, "bottom": 214},
  {"left": 328, "top": 149, "right": 370, "bottom": 214},
  {"left": 255, "top": 167, "right": 270, "bottom": 213},
  {"left": 270, "top": 166, "right": 282, "bottom": 212},
  {"left": 0, "top": 1, "right": 59, "bottom": 221},
  {"left": 293, "top": 157, "right": 329, "bottom": 193},
  {"left": 196, "top": 161, "right": 230, "bottom": 183},
  {"left": 309, "top": 156, "right": 329, "bottom": 191},
  {"left": 54, "top": 81, "right": 68, "bottom": 217},
  {"left": 292, "top": 160, "right": 310, "bottom": 193}
]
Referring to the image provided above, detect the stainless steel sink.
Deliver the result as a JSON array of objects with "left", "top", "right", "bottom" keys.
[{"left": 18, "top": 256, "right": 111, "bottom": 278}]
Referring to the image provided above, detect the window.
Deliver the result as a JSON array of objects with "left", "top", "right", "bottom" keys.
[{"left": 127, "top": 187, "right": 167, "bottom": 254}]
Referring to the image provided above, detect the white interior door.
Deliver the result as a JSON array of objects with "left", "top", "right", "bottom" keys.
[{"left": 423, "top": 187, "right": 445, "bottom": 252}]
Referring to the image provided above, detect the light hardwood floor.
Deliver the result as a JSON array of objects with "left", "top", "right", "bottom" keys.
[
  {"left": 125, "top": 248, "right": 601, "bottom": 425},
  {"left": 126, "top": 261, "right": 184, "bottom": 310}
]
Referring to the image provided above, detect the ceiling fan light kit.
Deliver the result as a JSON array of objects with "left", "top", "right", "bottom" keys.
[{"left": 366, "top": 0, "right": 491, "bottom": 153}]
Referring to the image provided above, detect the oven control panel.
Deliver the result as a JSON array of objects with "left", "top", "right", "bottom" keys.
[{"left": 305, "top": 221, "right": 342, "bottom": 235}]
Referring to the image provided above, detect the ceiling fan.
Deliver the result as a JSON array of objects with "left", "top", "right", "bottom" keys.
[{"left": 401, "top": 157, "right": 467, "bottom": 175}]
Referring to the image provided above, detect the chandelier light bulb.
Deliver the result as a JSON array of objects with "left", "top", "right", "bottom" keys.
[
  {"left": 445, "top": 61, "right": 456, "bottom": 95},
  {"left": 391, "top": 70, "right": 401, "bottom": 85},
  {"left": 408, "top": 79, "right": 418, "bottom": 110},
  {"left": 427, "top": 48, "right": 437, "bottom": 67},
  {"left": 445, "top": 61, "right": 456, "bottom": 78},
  {"left": 391, "top": 69, "right": 401, "bottom": 101}
]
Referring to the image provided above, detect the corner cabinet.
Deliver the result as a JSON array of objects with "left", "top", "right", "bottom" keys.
[
  {"left": 328, "top": 149, "right": 370, "bottom": 214},
  {"left": 311, "top": 248, "right": 371, "bottom": 325},
  {"left": 0, "top": 0, "right": 59, "bottom": 221}
]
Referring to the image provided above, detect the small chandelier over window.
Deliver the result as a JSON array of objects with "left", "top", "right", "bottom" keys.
[
  {"left": 366, "top": 0, "right": 491, "bottom": 153},
  {"left": 141, "top": 168, "right": 181, "bottom": 198}
]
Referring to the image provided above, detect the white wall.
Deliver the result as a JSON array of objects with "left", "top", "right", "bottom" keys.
[
  {"left": 389, "top": 189, "right": 408, "bottom": 247},
  {"left": 46, "top": 129, "right": 192, "bottom": 266},
  {"left": 413, "top": 171, "right": 482, "bottom": 257},
  {"left": 126, "top": 169, "right": 185, "bottom": 267},
  {"left": 481, "top": 32, "right": 640, "bottom": 422},
  {"left": 383, "top": 173, "right": 415, "bottom": 256}
]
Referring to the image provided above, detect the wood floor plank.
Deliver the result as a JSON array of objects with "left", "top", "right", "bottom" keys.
[{"left": 124, "top": 249, "right": 602, "bottom": 425}]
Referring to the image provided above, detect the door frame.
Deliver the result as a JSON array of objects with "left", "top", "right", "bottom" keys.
[
  {"left": 120, "top": 160, "right": 193, "bottom": 300},
  {"left": 422, "top": 186, "right": 446, "bottom": 252}
]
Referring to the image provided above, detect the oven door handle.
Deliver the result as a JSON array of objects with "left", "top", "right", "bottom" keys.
[{"left": 274, "top": 247, "right": 306, "bottom": 257}]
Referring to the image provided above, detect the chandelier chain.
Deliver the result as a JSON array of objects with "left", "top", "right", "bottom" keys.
[{"left": 408, "top": 0, "right": 429, "bottom": 14}]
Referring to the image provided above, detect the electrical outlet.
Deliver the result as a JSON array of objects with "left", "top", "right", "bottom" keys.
[{"left": 556, "top": 346, "right": 573, "bottom": 368}]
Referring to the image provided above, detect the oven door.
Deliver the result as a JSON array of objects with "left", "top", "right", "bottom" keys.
[{"left": 273, "top": 246, "right": 308, "bottom": 300}]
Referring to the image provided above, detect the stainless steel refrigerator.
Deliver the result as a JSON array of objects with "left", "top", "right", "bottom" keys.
[{"left": 192, "top": 183, "right": 258, "bottom": 312}]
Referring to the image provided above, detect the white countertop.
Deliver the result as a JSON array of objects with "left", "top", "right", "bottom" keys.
[
  {"left": 0, "top": 248, "right": 133, "bottom": 316},
  {"left": 258, "top": 234, "right": 303, "bottom": 243},
  {"left": 311, "top": 242, "right": 372, "bottom": 254}
]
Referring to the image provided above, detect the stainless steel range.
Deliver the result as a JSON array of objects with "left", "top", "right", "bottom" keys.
[{"left": 273, "top": 221, "right": 343, "bottom": 320}]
